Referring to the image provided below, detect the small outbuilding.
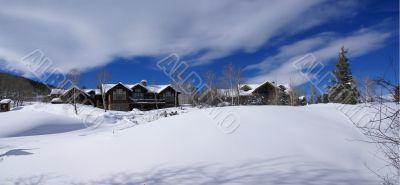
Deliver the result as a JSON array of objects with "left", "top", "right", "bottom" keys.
[{"left": 0, "top": 99, "right": 12, "bottom": 112}]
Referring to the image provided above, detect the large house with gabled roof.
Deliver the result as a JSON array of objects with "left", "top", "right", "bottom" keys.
[
  {"left": 217, "top": 81, "right": 291, "bottom": 105},
  {"left": 49, "top": 80, "right": 180, "bottom": 111}
]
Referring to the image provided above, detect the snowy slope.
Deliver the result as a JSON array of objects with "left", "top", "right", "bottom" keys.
[{"left": 0, "top": 104, "right": 387, "bottom": 184}]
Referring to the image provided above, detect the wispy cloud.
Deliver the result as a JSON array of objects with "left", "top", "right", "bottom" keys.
[
  {"left": 245, "top": 22, "right": 393, "bottom": 86},
  {"left": 0, "top": 0, "right": 360, "bottom": 75}
]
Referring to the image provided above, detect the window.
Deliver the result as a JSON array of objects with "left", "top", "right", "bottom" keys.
[
  {"left": 113, "top": 89, "right": 126, "bottom": 100},
  {"left": 133, "top": 92, "right": 144, "bottom": 99},
  {"left": 132, "top": 89, "right": 144, "bottom": 99},
  {"left": 163, "top": 91, "right": 174, "bottom": 100},
  {"left": 164, "top": 91, "right": 172, "bottom": 97}
]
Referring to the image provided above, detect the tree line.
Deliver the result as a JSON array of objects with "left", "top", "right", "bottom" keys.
[{"left": 0, "top": 72, "right": 51, "bottom": 106}]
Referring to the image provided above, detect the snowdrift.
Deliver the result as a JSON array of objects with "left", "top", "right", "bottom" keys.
[{"left": 0, "top": 103, "right": 388, "bottom": 184}]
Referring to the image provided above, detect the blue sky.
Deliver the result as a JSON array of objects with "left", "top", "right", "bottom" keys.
[{"left": 0, "top": 0, "right": 398, "bottom": 94}]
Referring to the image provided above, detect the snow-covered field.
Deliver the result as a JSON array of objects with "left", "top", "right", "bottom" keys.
[{"left": 0, "top": 103, "right": 388, "bottom": 184}]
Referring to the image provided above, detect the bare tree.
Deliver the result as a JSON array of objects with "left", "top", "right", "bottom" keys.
[
  {"left": 96, "top": 69, "right": 111, "bottom": 112},
  {"left": 234, "top": 67, "right": 243, "bottom": 105},
  {"left": 223, "top": 63, "right": 235, "bottom": 106},
  {"left": 363, "top": 77, "right": 376, "bottom": 103},
  {"left": 67, "top": 69, "right": 81, "bottom": 115},
  {"left": 351, "top": 78, "right": 399, "bottom": 185},
  {"left": 309, "top": 84, "right": 317, "bottom": 104},
  {"left": 205, "top": 70, "right": 217, "bottom": 106},
  {"left": 222, "top": 63, "right": 242, "bottom": 106}
]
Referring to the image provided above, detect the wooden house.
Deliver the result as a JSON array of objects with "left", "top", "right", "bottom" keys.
[
  {"left": 0, "top": 99, "right": 12, "bottom": 112},
  {"left": 102, "top": 81, "right": 180, "bottom": 111},
  {"left": 49, "top": 80, "right": 180, "bottom": 111},
  {"left": 217, "top": 81, "right": 290, "bottom": 105}
]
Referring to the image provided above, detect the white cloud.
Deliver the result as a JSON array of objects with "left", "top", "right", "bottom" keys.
[
  {"left": 246, "top": 25, "right": 392, "bottom": 86},
  {"left": 0, "top": 0, "right": 360, "bottom": 75}
]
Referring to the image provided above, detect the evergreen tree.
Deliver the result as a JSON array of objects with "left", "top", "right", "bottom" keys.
[
  {"left": 278, "top": 85, "right": 290, "bottom": 105},
  {"left": 394, "top": 85, "right": 400, "bottom": 103},
  {"left": 322, "top": 93, "right": 329, "bottom": 103},
  {"left": 317, "top": 95, "right": 322, "bottom": 104},
  {"left": 298, "top": 96, "right": 307, "bottom": 106},
  {"left": 327, "top": 47, "right": 360, "bottom": 104}
]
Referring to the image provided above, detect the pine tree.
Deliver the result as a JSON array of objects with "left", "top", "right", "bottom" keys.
[
  {"left": 278, "top": 85, "right": 290, "bottom": 105},
  {"left": 394, "top": 85, "right": 400, "bottom": 103},
  {"left": 327, "top": 47, "right": 360, "bottom": 104},
  {"left": 316, "top": 95, "right": 322, "bottom": 104},
  {"left": 322, "top": 93, "right": 329, "bottom": 103},
  {"left": 298, "top": 96, "right": 307, "bottom": 106}
]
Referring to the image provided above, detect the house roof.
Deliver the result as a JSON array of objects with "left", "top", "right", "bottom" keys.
[
  {"left": 83, "top": 89, "right": 101, "bottom": 95},
  {"left": 0, "top": 99, "right": 12, "bottom": 104},
  {"left": 147, "top": 85, "right": 172, "bottom": 93},
  {"left": 216, "top": 81, "right": 291, "bottom": 97},
  {"left": 50, "top": 82, "right": 179, "bottom": 96},
  {"left": 50, "top": 98, "right": 63, "bottom": 103},
  {"left": 62, "top": 86, "right": 90, "bottom": 96},
  {"left": 50, "top": 89, "right": 66, "bottom": 95},
  {"left": 102, "top": 82, "right": 178, "bottom": 94},
  {"left": 102, "top": 82, "right": 133, "bottom": 94}
]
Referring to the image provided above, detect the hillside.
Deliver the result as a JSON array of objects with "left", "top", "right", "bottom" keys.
[
  {"left": 0, "top": 103, "right": 386, "bottom": 185},
  {"left": 0, "top": 72, "right": 51, "bottom": 99}
]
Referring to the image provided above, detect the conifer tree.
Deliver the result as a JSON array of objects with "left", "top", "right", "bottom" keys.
[
  {"left": 327, "top": 47, "right": 360, "bottom": 104},
  {"left": 278, "top": 85, "right": 290, "bottom": 105},
  {"left": 394, "top": 85, "right": 400, "bottom": 103},
  {"left": 316, "top": 95, "right": 322, "bottom": 104}
]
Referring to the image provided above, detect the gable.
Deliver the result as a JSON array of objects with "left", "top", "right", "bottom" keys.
[
  {"left": 107, "top": 83, "right": 131, "bottom": 95},
  {"left": 131, "top": 84, "right": 148, "bottom": 93},
  {"left": 253, "top": 82, "right": 276, "bottom": 94},
  {"left": 158, "top": 86, "right": 176, "bottom": 95}
]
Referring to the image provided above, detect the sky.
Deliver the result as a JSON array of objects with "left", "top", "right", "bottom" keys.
[{"left": 0, "top": 0, "right": 398, "bottom": 93}]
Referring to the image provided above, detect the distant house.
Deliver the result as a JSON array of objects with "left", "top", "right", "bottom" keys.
[
  {"left": 0, "top": 99, "right": 12, "bottom": 112},
  {"left": 217, "top": 81, "right": 291, "bottom": 105},
  {"left": 50, "top": 86, "right": 96, "bottom": 106},
  {"left": 49, "top": 80, "right": 180, "bottom": 111}
]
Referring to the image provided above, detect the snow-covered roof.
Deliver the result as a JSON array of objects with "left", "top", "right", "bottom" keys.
[
  {"left": 102, "top": 83, "right": 133, "bottom": 94},
  {"left": 216, "top": 81, "right": 292, "bottom": 97},
  {"left": 83, "top": 89, "right": 101, "bottom": 95},
  {"left": 147, "top": 85, "right": 171, "bottom": 93},
  {"left": 62, "top": 86, "right": 90, "bottom": 96},
  {"left": 102, "top": 82, "right": 177, "bottom": 94},
  {"left": 51, "top": 82, "right": 178, "bottom": 96},
  {"left": 50, "top": 89, "right": 66, "bottom": 95},
  {"left": 0, "top": 99, "right": 12, "bottom": 104},
  {"left": 51, "top": 98, "right": 63, "bottom": 103}
]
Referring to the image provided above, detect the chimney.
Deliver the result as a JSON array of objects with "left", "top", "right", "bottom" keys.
[{"left": 140, "top": 80, "right": 147, "bottom": 86}]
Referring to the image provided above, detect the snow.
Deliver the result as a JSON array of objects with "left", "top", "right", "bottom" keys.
[
  {"left": 50, "top": 98, "right": 63, "bottom": 103},
  {"left": 103, "top": 82, "right": 177, "bottom": 94},
  {"left": 0, "top": 110, "right": 85, "bottom": 137},
  {"left": 83, "top": 89, "right": 101, "bottom": 95},
  {"left": 0, "top": 99, "right": 12, "bottom": 104},
  {"left": 49, "top": 89, "right": 65, "bottom": 95},
  {"left": 0, "top": 103, "right": 389, "bottom": 184}
]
